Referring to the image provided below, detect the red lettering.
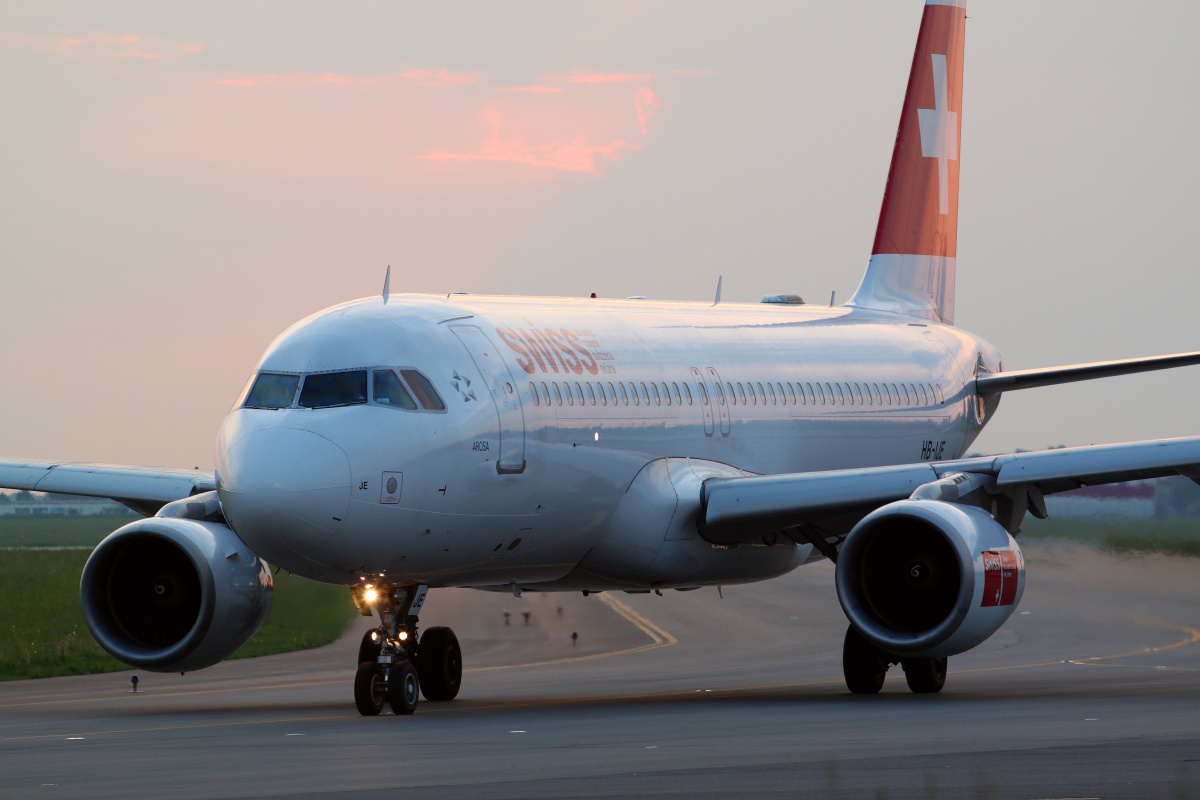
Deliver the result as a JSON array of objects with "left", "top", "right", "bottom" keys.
[
  {"left": 998, "top": 549, "right": 1019, "bottom": 606},
  {"left": 546, "top": 329, "right": 582, "bottom": 375},
  {"left": 520, "top": 328, "right": 558, "bottom": 373},
  {"left": 562, "top": 330, "right": 599, "bottom": 375},
  {"left": 497, "top": 328, "right": 535, "bottom": 374},
  {"left": 980, "top": 551, "right": 1002, "bottom": 607}
]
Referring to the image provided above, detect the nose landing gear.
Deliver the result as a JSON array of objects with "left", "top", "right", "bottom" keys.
[{"left": 352, "top": 584, "right": 464, "bottom": 716}]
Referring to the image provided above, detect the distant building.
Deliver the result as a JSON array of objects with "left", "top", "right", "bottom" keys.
[
  {"left": 0, "top": 491, "right": 134, "bottom": 518},
  {"left": 1044, "top": 476, "right": 1200, "bottom": 519}
]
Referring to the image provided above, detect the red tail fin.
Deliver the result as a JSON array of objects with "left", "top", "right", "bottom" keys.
[{"left": 847, "top": 0, "right": 966, "bottom": 324}]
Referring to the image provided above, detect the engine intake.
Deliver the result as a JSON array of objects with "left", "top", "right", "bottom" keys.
[
  {"left": 835, "top": 499, "right": 1024, "bottom": 658},
  {"left": 81, "top": 517, "right": 273, "bottom": 673}
]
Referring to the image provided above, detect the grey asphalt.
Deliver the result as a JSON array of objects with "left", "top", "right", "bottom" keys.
[{"left": 2, "top": 543, "right": 1199, "bottom": 799}]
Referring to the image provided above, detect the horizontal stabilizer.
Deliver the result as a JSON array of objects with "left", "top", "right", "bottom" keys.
[{"left": 975, "top": 350, "right": 1200, "bottom": 395}]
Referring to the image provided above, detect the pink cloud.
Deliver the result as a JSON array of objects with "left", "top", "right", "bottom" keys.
[
  {"left": 400, "top": 69, "right": 482, "bottom": 87},
  {"left": 558, "top": 70, "right": 710, "bottom": 85},
  {"left": 212, "top": 70, "right": 484, "bottom": 89},
  {"left": 634, "top": 87, "right": 660, "bottom": 134},
  {"left": 213, "top": 73, "right": 383, "bottom": 87},
  {"left": 0, "top": 30, "right": 203, "bottom": 61},
  {"left": 418, "top": 110, "right": 635, "bottom": 175},
  {"left": 564, "top": 73, "right": 651, "bottom": 85},
  {"left": 501, "top": 86, "right": 563, "bottom": 94},
  {"left": 93, "top": 61, "right": 686, "bottom": 186}
]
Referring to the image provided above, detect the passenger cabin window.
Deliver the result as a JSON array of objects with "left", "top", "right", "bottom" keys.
[
  {"left": 244, "top": 373, "right": 300, "bottom": 409},
  {"left": 299, "top": 371, "right": 367, "bottom": 409},
  {"left": 399, "top": 369, "right": 446, "bottom": 411},
  {"left": 373, "top": 370, "right": 418, "bottom": 410}
]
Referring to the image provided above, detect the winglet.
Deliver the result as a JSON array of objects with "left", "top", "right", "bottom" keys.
[
  {"left": 382, "top": 265, "right": 391, "bottom": 305},
  {"left": 712, "top": 275, "right": 723, "bottom": 306}
]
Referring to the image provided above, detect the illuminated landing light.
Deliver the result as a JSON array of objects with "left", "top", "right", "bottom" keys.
[
  {"left": 364, "top": 588, "right": 378, "bottom": 603},
  {"left": 594, "top": 432, "right": 599, "bottom": 442},
  {"left": 398, "top": 631, "right": 409, "bottom": 641}
]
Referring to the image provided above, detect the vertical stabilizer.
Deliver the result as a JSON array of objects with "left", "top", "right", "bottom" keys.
[{"left": 846, "top": 0, "right": 965, "bottom": 324}]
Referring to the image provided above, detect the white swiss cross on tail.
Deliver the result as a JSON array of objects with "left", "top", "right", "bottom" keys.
[{"left": 918, "top": 54, "right": 958, "bottom": 216}]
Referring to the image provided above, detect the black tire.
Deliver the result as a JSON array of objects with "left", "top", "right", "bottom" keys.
[
  {"left": 902, "top": 657, "right": 947, "bottom": 694},
  {"left": 387, "top": 661, "right": 420, "bottom": 715},
  {"left": 843, "top": 625, "right": 888, "bottom": 694},
  {"left": 417, "top": 626, "right": 463, "bottom": 701},
  {"left": 358, "top": 629, "right": 383, "bottom": 666},
  {"left": 354, "top": 662, "right": 386, "bottom": 716}
]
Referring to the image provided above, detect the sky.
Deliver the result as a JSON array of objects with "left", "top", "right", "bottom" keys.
[{"left": 2, "top": 1, "right": 1199, "bottom": 470}]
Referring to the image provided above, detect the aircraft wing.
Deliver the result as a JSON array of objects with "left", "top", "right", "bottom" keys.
[
  {"left": 699, "top": 436, "right": 1200, "bottom": 549},
  {"left": 0, "top": 459, "right": 216, "bottom": 516}
]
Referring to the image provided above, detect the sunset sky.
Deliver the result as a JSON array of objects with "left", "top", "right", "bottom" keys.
[{"left": 2, "top": 1, "right": 1199, "bottom": 469}]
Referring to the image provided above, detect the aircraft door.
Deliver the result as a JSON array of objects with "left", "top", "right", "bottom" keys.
[
  {"left": 451, "top": 326, "right": 527, "bottom": 474},
  {"left": 690, "top": 367, "right": 714, "bottom": 437},
  {"left": 706, "top": 367, "right": 731, "bottom": 436}
]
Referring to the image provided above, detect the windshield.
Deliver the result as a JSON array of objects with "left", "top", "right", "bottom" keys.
[
  {"left": 373, "top": 370, "right": 418, "bottom": 410},
  {"left": 244, "top": 373, "right": 300, "bottom": 409},
  {"left": 400, "top": 369, "right": 446, "bottom": 411},
  {"left": 298, "top": 370, "right": 368, "bottom": 408}
]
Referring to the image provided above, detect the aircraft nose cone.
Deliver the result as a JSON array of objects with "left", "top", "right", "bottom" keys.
[{"left": 218, "top": 428, "right": 352, "bottom": 565}]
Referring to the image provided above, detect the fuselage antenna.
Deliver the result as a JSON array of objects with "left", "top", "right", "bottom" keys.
[
  {"left": 382, "top": 265, "right": 391, "bottom": 305},
  {"left": 712, "top": 275, "right": 723, "bottom": 307},
  {"left": 830, "top": 290, "right": 836, "bottom": 307}
]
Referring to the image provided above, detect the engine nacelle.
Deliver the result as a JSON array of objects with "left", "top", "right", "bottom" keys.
[
  {"left": 835, "top": 499, "right": 1024, "bottom": 658},
  {"left": 80, "top": 517, "right": 273, "bottom": 673}
]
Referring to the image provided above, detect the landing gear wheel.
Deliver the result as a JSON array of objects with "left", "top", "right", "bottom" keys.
[
  {"left": 354, "top": 662, "right": 386, "bottom": 716},
  {"left": 843, "top": 625, "right": 889, "bottom": 694},
  {"left": 387, "top": 662, "right": 420, "bottom": 715},
  {"left": 902, "top": 657, "right": 947, "bottom": 694},
  {"left": 417, "top": 626, "right": 462, "bottom": 701},
  {"left": 358, "top": 629, "right": 382, "bottom": 665}
]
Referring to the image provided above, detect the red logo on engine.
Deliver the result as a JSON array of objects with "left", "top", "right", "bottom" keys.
[{"left": 981, "top": 549, "right": 1020, "bottom": 607}]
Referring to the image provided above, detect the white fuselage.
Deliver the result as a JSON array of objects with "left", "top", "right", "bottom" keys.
[{"left": 215, "top": 293, "right": 1001, "bottom": 591}]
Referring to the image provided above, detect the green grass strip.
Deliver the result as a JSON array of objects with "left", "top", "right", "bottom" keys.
[
  {"left": 0, "top": 516, "right": 136, "bottom": 548},
  {"left": 1021, "top": 516, "right": 1200, "bottom": 558}
]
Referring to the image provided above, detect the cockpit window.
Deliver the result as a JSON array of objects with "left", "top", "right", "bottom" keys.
[
  {"left": 244, "top": 373, "right": 300, "bottom": 409},
  {"left": 373, "top": 370, "right": 418, "bottom": 410},
  {"left": 298, "top": 370, "right": 368, "bottom": 409},
  {"left": 400, "top": 369, "right": 446, "bottom": 411}
]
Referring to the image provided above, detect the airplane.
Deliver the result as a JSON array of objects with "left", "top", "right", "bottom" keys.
[{"left": 5, "top": 0, "right": 1200, "bottom": 716}]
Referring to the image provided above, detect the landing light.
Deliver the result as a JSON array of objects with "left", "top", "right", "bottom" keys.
[
  {"left": 398, "top": 631, "right": 408, "bottom": 641},
  {"left": 364, "top": 588, "right": 378, "bottom": 603},
  {"left": 594, "top": 432, "right": 599, "bottom": 442}
]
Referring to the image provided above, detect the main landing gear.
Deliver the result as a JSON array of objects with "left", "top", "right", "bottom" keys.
[
  {"left": 842, "top": 625, "right": 947, "bottom": 695},
  {"left": 353, "top": 584, "right": 463, "bottom": 716}
]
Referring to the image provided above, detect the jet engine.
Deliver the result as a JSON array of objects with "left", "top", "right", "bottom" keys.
[
  {"left": 834, "top": 499, "right": 1024, "bottom": 658},
  {"left": 80, "top": 517, "right": 273, "bottom": 673}
]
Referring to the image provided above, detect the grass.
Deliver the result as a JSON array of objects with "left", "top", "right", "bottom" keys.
[
  {"left": 0, "top": 515, "right": 136, "bottom": 548},
  {"left": 0, "top": 518, "right": 356, "bottom": 681},
  {"left": 1020, "top": 516, "right": 1200, "bottom": 558}
]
